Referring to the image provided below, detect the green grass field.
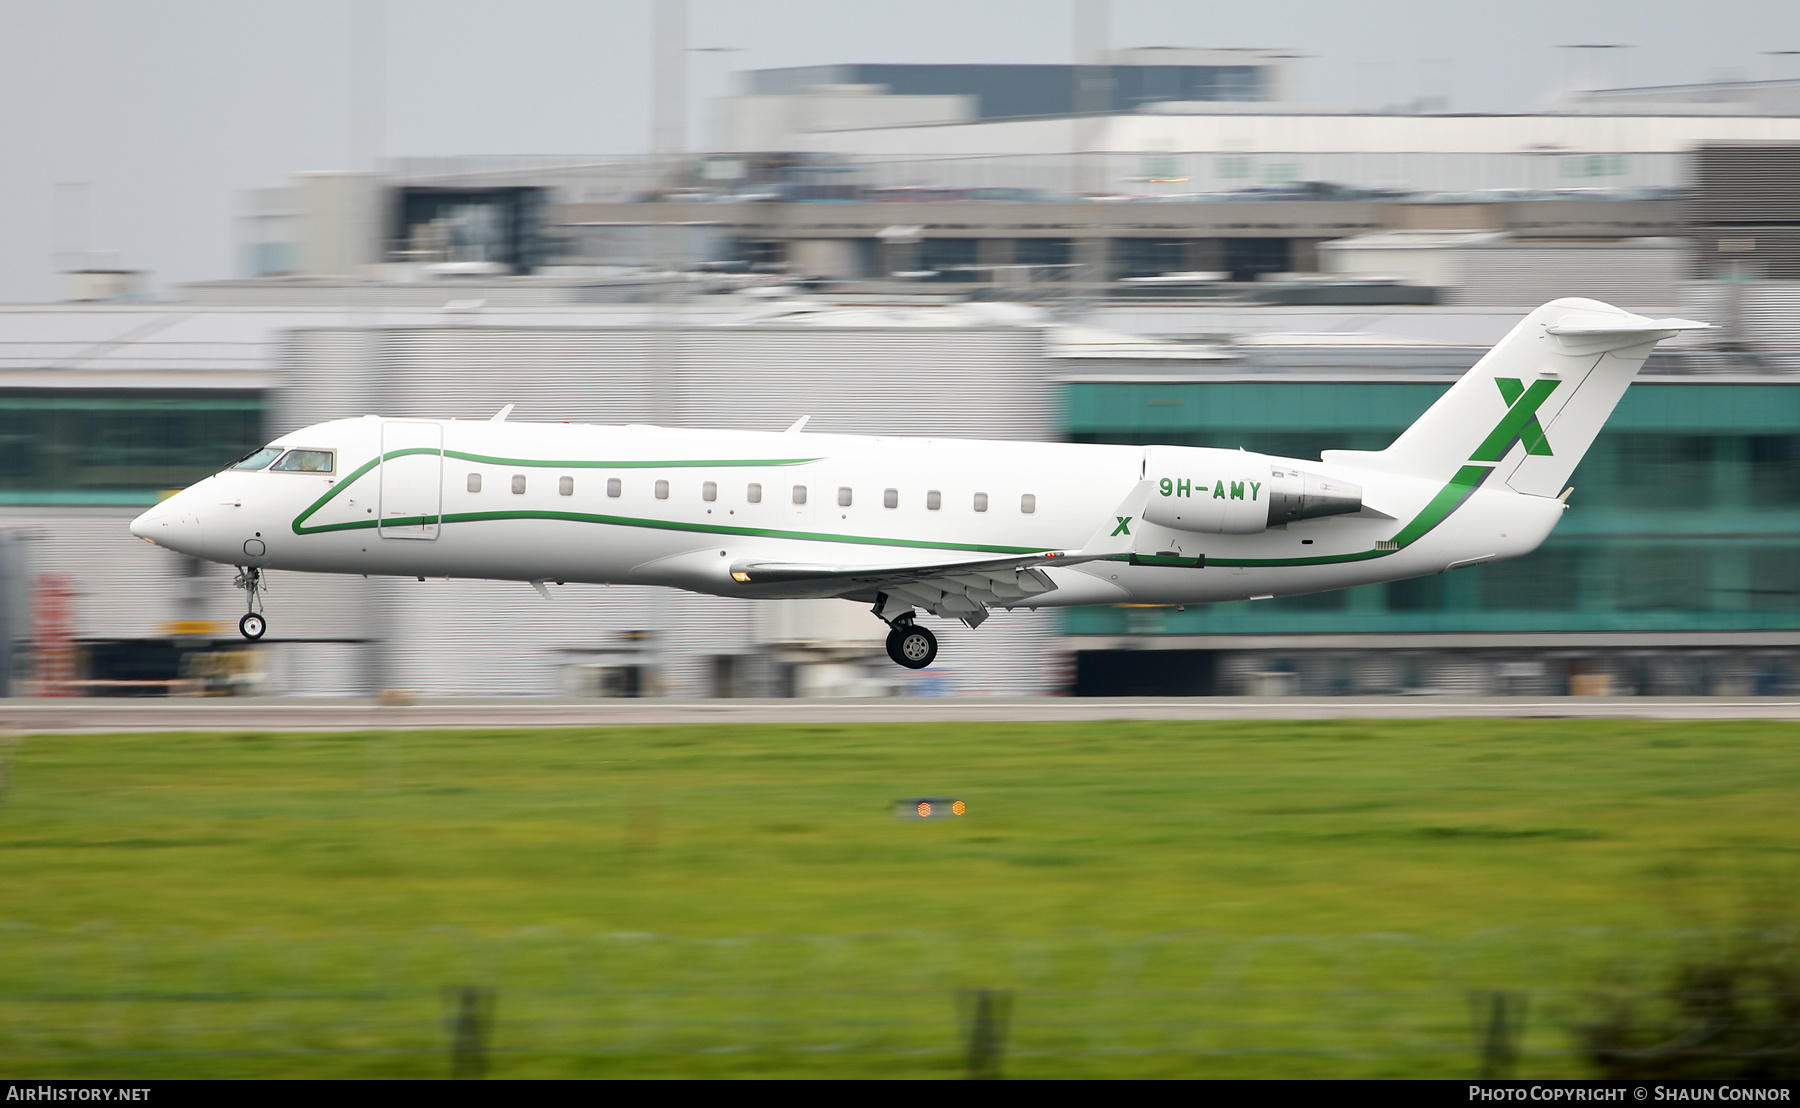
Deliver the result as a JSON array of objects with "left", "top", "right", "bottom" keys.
[{"left": 1, "top": 717, "right": 1796, "bottom": 1078}]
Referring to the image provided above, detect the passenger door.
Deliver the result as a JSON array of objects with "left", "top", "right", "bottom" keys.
[{"left": 377, "top": 421, "right": 442, "bottom": 540}]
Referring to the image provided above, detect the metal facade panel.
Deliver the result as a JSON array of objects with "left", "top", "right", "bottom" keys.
[
  {"left": 1679, "top": 280, "right": 1800, "bottom": 370},
  {"left": 0, "top": 509, "right": 189, "bottom": 640},
  {"left": 1448, "top": 246, "right": 1684, "bottom": 310},
  {"left": 275, "top": 324, "right": 1063, "bottom": 696},
  {"left": 669, "top": 328, "right": 1052, "bottom": 438},
  {"left": 1687, "top": 143, "right": 1800, "bottom": 225},
  {"left": 0, "top": 509, "right": 369, "bottom": 645}
]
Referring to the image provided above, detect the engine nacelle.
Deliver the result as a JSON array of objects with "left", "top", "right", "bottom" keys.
[{"left": 1140, "top": 446, "right": 1362, "bottom": 535}]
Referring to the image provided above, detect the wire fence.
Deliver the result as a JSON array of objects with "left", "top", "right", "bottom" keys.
[{"left": 0, "top": 926, "right": 1694, "bottom": 1077}]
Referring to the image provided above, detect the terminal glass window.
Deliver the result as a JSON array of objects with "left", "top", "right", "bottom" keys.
[
  {"left": 0, "top": 390, "right": 266, "bottom": 504},
  {"left": 1750, "top": 548, "right": 1800, "bottom": 611},
  {"left": 1615, "top": 547, "right": 1710, "bottom": 611},
  {"left": 1750, "top": 435, "right": 1800, "bottom": 506},
  {"left": 1615, "top": 434, "right": 1712, "bottom": 509},
  {"left": 1481, "top": 547, "right": 1579, "bottom": 611},
  {"left": 1385, "top": 575, "right": 1444, "bottom": 611}
]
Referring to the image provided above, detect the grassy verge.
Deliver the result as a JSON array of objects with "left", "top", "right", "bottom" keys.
[{"left": 1, "top": 718, "right": 1796, "bottom": 1077}]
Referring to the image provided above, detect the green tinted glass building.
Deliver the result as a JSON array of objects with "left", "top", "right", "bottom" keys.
[
  {"left": 0, "top": 391, "right": 266, "bottom": 505},
  {"left": 1060, "top": 374, "right": 1800, "bottom": 696}
]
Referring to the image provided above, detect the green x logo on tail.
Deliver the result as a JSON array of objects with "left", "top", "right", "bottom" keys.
[{"left": 1471, "top": 377, "right": 1558, "bottom": 461}]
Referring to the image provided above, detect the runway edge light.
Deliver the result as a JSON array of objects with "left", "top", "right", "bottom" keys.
[{"left": 893, "top": 797, "right": 966, "bottom": 820}]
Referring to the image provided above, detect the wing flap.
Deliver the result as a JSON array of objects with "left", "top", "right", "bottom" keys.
[
  {"left": 729, "top": 549, "right": 1085, "bottom": 587},
  {"left": 728, "top": 549, "right": 1082, "bottom": 615}
]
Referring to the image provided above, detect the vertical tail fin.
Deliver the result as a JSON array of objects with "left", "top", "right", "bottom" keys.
[{"left": 1322, "top": 298, "right": 1710, "bottom": 496}]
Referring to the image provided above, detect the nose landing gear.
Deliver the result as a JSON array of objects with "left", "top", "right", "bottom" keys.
[{"left": 233, "top": 566, "right": 267, "bottom": 641}]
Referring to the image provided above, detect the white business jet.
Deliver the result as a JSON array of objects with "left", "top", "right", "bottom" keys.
[{"left": 131, "top": 299, "right": 1706, "bottom": 670}]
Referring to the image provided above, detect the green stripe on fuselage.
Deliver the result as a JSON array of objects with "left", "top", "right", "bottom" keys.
[{"left": 291, "top": 451, "right": 1501, "bottom": 571}]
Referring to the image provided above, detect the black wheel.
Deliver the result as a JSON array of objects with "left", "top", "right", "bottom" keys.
[
  {"left": 239, "top": 612, "right": 267, "bottom": 641},
  {"left": 885, "top": 622, "right": 937, "bottom": 670}
]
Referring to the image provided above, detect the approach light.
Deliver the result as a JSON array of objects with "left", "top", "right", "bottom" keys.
[{"left": 894, "top": 797, "right": 965, "bottom": 821}]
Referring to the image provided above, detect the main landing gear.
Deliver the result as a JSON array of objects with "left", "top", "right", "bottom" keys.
[
  {"left": 873, "top": 592, "right": 940, "bottom": 670},
  {"left": 233, "top": 566, "right": 267, "bottom": 641},
  {"left": 883, "top": 616, "right": 937, "bottom": 670}
]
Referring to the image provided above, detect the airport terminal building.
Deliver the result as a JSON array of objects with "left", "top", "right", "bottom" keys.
[
  {"left": 6, "top": 73, "right": 1799, "bottom": 699},
  {"left": 0, "top": 284, "right": 1796, "bottom": 699}
]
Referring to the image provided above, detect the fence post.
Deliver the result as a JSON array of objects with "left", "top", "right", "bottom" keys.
[
  {"left": 444, "top": 985, "right": 495, "bottom": 1079},
  {"left": 957, "top": 988, "right": 1013, "bottom": 1079},
  {"left": 1469, "top": 989, "right": 1528, "bottom": 1079}
]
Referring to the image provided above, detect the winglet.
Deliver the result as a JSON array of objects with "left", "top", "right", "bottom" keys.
[
  {"left": 784, "top": 415, "right": 810, "bottom": 433},
  {"left": 491, "top": 404, "right": 515, "bottom": 422},
  {"left": 1069, "top": 479, "right": 1155, "bottom": 559}
]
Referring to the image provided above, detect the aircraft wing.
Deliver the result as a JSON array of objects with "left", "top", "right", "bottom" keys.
[{"left": 728, "top": 549, "right": 1101, "bottom": 624}]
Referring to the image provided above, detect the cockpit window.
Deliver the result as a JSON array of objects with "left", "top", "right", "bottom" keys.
[
  {"left": 269, "top": 449, "right": 335, "bottom": 474},
  {"left": 229, "top": 447, "right": 283, "bottom": 471}
]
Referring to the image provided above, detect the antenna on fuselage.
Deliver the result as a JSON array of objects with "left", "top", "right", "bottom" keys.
[
  {"left": 490, "top": 404, "right": 515, "bottom": 422},
  {"left": 784, "top": 415, "right": 810, "bottom": 433}
]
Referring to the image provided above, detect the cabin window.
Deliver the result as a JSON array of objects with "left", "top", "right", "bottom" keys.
[
  {"left": 511, "top": 474, "right": 526, "bottom": 495},
  {"left": 270, "top": 449, "right": 335, "bottom": 474},
  {"left": 973, "top": 492, "right": 989, "bottom": 513},
  {"left": 606, "top": 477, "right": 622, "bottom": 498},
  {"left": 926, "top": 490, "right": 941, "bottom": 511},
  {"left": 838, "top": 486, "right": 853, "bottom": 508},
  {"left": 792, "top": 485, "right": 807, "bottom": 505},
  {"left": 702, "top": 481, "right": 718, "bottom": 502},
  {"left": 1021, "top": 493, "right": 1036, "bottom": 514},
  {"left": 655, "top": 479, "right": 670, "bottom": 500},
  {"left": 467, "top": 473, "right": 482, "bottom": 493},
  {"left": 231, "top": 447, "right": 283, "bottom": 471},
  {"left": 559, "top": 476, "right": 574, "bottom": 497},
  {"left": 883, "top": 488, "right": 898, "bottom": 509},
  {"left": 747, "top": 482, "right": 762, "bottom": 503}
]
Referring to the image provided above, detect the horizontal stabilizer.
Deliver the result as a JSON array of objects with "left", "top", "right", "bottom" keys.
[{"left": 1545, "top": 316, "right": 1710, "bottom": 336}]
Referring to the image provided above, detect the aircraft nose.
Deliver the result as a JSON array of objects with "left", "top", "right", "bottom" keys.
[
  {"left": 129, "top": 507, "right": 165, "bottom": 540},
  {"left": 131, "top": 492, "right": 204, "bottom": 554}
]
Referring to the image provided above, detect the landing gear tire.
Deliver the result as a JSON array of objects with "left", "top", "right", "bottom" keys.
[
  {"left": 239, "top": 612, "right": 267, "bottom": 641},
  {"left": 885, "top": 622, "right": 937, "bottom": 670}
]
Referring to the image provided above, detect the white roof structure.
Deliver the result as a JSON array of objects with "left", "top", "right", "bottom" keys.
[{"left": 805, "top": 111, "right": 1800, "bottom": 157}]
